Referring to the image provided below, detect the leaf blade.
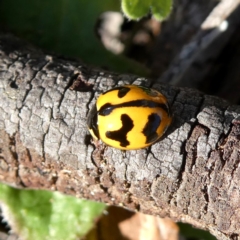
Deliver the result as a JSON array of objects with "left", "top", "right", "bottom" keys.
[{"left": 121, "top": 0, "right": 172, "bottom": 21}]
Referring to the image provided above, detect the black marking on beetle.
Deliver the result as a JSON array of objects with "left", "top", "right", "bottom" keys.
[
  {"left": 106, "top": 114, "right": 134, "bottom": 147},
  {"left": 102, "top": 86, "right": 126, "bottom": 95},
  {"left": 143, "top": 113, "right": 161, "bottom": 144},
  {"left": 117, "top": 87, "right": 131, "bottom": 98},
  {"left": 98, "top": 103, "right": 113, "bottom": 116},
  {"left": 87, "top": 104, "right": 100, "bottom": 139},
  {"left": 99, "top": 100, "right": 169, "bottom": 116},
  {"left": 101, "top": 86, "right": 130, "bottom": 98}
]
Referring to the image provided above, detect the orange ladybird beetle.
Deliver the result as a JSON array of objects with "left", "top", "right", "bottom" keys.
[{"left": 87, "top": 85, "right": 172, "bottom": 150}]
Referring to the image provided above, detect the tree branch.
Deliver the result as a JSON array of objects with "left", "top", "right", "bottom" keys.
[{"left": 0, "top": 34, "right": 240, "bottom": 240}]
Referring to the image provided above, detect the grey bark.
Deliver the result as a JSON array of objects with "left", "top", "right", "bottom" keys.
[{"left": 1, "top": 34, "right": 240, "bottom": 240}]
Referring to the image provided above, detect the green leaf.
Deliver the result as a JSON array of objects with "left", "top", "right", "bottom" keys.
[
  {"left": 151, "top": 0, "right": 172, "bottom": 21},
  {"left": 121, "top": 0, "right": 172, "bottom": 21},
  {"left": 0, "top": 183, "right": 106, "bottom": 240},
  {"left": 121, "top": 0, "right": 151, "bottom": 20}
]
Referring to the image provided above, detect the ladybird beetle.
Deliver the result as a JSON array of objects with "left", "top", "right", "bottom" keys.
[{"left": 87, "top": 85, "right": 172, "bottom": 150}]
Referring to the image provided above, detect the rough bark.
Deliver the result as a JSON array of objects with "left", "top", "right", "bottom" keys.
[{"left": 0, "top": 34, "right": 240, "bottom": 240}]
